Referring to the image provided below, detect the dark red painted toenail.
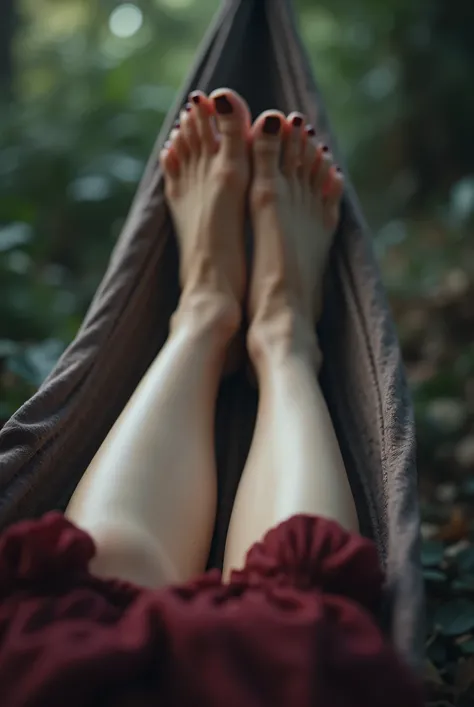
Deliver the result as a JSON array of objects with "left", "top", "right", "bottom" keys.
[
  {"left": 292, "top": 115, "right": 303, "bottom": 127},
  {"left": 185, "top": 103, "right": 192, "bottom": 112},
  {"left": 336, "top": 166, "right": 342, "bottom": 172},
  {"left": 263, "top": 116, "right": 281, "bottom": 135},
  {"left": 190, "top": 93, "right": 201, "bottom": 104},
  {"left": 174, "top": 121, "right": 180, "bottom": 129},
  {"left": 322, "top": 144, "right": 329, "bottom": 152},
  {"left": 306, "top": 125, "right": 316, "bottom": 136},
  {"left": 214, "top": 94, "right": 233, "bottom": 115}
]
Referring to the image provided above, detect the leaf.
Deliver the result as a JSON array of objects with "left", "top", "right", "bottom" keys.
[
  {"left": 424, "top": 658, "right": 456, "bottom": 705},
  {"left": 462, "top": 478, "right": 474, "bottom": 497},
  {"left": 443, "top": 660, "right": 460, "bottom": 681},
  {"left": 422, "top": 540, "right": 445, "bottom": 567},
  {"left": 424, "top": 569, "right": 448, "bottom": 583},
  {"left": 6, "top": 352, "right": 37, "bottom": 386},
  {"left": 68, "top": 175, "right": 112, "bottom": 202},
  {"left": 454, "top": 656, "right": 474, "bottom": 695},
  {"left": 105, "top": 153, "right": 143, "bottom": 183},
  {"left": 452, "top": 576, "right": 474, "bottom": 592},
  {"left": 450, "top": 177, "right": 474, "bottom": 223},
  {"left": 438, "top": 508, "right": 470, "bottom": 543},
  {"left": 0, "top": 222, "right": 33, "bottom": 252},
  {"left": 427, "top": 636, "right": 448, "bottom": 664},
  {"left": 435, "top": 599, "right": 474, "bottom": 636},
  {"left": 424, "top": 658, "right": 444, "bottom": 685},
  {"left": 458, "top": 547, "right": 474, "bottom": 574},
  {"left": 460, "top": 639, "right": 474, "bottom": 655},
  {"left": 0, "top": 339, "right": 18, "bottom": 358},
  {"left": 23, "top": 340, "right": 65, "bottom": 386}
]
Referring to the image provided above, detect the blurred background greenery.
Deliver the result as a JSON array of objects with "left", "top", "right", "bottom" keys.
[
  {"left": 2, "top": 1, "right": 474, "bottom": 482},
  {"left": 1, "top": 1, "right": 474, "bottom": 679},
  {"left": 3, "top": 0, "right": 474, "bottom": 502}
]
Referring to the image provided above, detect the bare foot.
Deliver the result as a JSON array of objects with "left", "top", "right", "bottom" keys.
[
  {"left": 160, "top": 89, "right": 251, "bottom": 346},
  {"left": 247, "top": 110, "right": 344, "bottom": 365}
]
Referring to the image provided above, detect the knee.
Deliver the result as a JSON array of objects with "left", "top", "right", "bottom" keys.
[{"left": 88, "top": 522, "right": 178, "bottom": 589}]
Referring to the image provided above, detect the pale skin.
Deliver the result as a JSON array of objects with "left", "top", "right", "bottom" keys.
[{"left": 66, "top": 88, "right": 359, "bottom": 588}]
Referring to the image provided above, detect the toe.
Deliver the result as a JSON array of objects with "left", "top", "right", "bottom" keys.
[
  {"left": 283, "top": 112, "right": 305, "bottom": 175},
  {"left": 323, "top": 167, "right": 344, "bottom": 230},
  {"left": 251, "top": 110, "right": 286, "bottom": 179},
  {"left": 210, "top": 88, "right": 251, "bottom": 159},
  {"left": 302, "top": 124, "right": 317, "bottom": 178},
  {"left": 189, "top": 91, "right": 219, "bottom": 153},
  {"left": 181, "top": 102, "right": 200, "bottom": 154},
  {"left": 169, "top": 120, "right": 189, "bottom": 162},
  {"left": 160, "top": 141, "right": 179, "bottom": 180},
  {"left": 313, "top": 143, "right": 333, "bottom": 195}
]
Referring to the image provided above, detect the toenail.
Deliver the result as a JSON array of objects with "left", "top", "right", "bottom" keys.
[
  {"left": 322, "top": 144, "right": 329, "bottom": 152},
  {"left": 263, "top": 116, "right": 281, "bottom": 135},
  {"left": 185, "top": 103, "right": 192, "bottom": 112},
  {"left": 292, "top": 115, "right": 303, "bottom": 127},
  {"left": 190, "top": 93, "right": 201, "bottom": 104},
  {"left": 336, "top": 166, "right": 342, "bottom": 172},
  {"left": 214, "top": 94, "right": 233, "bottom": 115},
  {"left": 174, "top": 121, "right": 180, "bottom": 129},
  {"left": 305, "top": 125, "right": 316, "bottom": 137}
]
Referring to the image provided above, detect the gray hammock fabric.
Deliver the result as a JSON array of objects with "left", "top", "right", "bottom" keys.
[{"left": 0, "top": 0, "right": 424, "bottom": 668}]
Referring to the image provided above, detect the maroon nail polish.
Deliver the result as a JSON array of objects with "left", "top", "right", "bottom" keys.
[
  {"left": 336, "top": 166, "right": 342, "bottom": 173},
  {"left": 292, "top": 115, "right": 303, "bottom": 127},
  {"left": 306, "top": 125, "right": 316, "bottom": 137},
  {"left": 322, "top": 144, "right": 329, "bottom": 152},
  {"left": 174, "top": 121, "right": 180, "bottom": 129},
  {"left": 214, "top": 94, "right": 233, "bottom": 115},
  {"left": 263, "top": 116, "right": 281, "bottom": 135},
  {"left": 185, "top": 103, "right": 192, "bottom": 112},
  {"left": 190, "top": 93, "right": 201, "bottom": 105}
]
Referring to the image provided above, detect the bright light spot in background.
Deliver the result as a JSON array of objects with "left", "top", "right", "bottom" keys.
[{"left": 109, "top": 4, "right": 144, "bottom": 38}]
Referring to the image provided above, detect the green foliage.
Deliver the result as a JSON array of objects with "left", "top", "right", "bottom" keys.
[
  {"left": 422, "top": 541, "right": 446, "bottom": 568},
  {"left": 435, "top": 600, "right": 474, "bottom": 637},
  {"left": 0, "top": 0, "right": 219, "bottom": 414}
]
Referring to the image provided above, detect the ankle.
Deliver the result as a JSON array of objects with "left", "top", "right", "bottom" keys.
[
  {"left": 247, "top": 307, "right": 322, "bottom": 373},
  {"left": 171, "top": 288, "right": 241, "bottom": 347}
]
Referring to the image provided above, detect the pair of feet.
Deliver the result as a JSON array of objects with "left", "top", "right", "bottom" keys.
[{"left": 160, "top": 88, "right": 343, "bottom": 367}]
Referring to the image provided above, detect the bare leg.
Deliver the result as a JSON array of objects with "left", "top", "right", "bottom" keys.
[
  {"left": 223, "top": 111, "right": 359, "bottom": 575},
  {"left": 67, "top": 89, "right": 251, "bottom": 588}
]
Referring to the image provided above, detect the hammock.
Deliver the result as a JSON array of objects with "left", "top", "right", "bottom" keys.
[{"left": 0, "top": 0, "right": 424, "bottom": 668}]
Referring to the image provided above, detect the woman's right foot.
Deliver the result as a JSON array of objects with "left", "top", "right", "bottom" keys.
[{"left": 247, "top": 110, "right": 344, "bottom": 367}]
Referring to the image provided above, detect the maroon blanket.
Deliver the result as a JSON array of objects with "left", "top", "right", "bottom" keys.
[{"left": 0, "top": 513, "right": 423, "bottom": 707}]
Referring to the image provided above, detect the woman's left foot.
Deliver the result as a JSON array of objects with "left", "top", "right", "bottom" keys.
[{"left": 161, "top": 89, "right": 251, "bottom": 357}]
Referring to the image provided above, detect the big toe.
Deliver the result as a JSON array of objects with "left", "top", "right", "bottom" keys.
[
  {"left": 210, "top": 88, "right": 251, "bottom": 159},
  {"left": 251, "top": 111, "right": 286, "bottom": 179}
]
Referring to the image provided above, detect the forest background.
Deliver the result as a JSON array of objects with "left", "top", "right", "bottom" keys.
[{"left": 1, "top": 2, "right": 474, "bottom": 703}]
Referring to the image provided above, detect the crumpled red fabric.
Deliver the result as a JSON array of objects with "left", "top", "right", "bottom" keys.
[{"left": 0, "top": 512, "right": 423, "bottom": 707}]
